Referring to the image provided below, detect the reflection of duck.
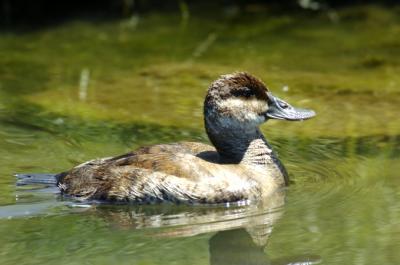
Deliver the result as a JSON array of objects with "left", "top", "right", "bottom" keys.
[
  {"left": 86, "top": 191, "right": 319, "bottom": 265},
  {"left": 19, "top": 72, "right": 315, "bottom": 203},
  {"left": 90, "top": 189, "right": 285, "bottom": 244},
  {"left": 210, "top": 229, "right": 321, "bottom": 265},
  {"left": 210, "top": 229, "right": 269, "bottom": 265}
]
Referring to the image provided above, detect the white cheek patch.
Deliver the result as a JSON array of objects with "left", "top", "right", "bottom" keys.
[{"left": 217, "top": 98, "right": 267, "bottom": 124}]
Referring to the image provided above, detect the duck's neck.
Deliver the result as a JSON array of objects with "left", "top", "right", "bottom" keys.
[
  {"left": 205, "top": 118, "right": 273, "bottom": 163},
  {"left": 205, "top": 114, "right": 289, "bottom": 185}
]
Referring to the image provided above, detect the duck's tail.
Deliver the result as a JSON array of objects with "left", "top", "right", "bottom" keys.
[{"left": 15, "top": 173, "right": 59, "bottom": 186}]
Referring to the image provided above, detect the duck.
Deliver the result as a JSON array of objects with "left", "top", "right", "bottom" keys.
[{"left": 27, "top": 72, "right": 316, "bottom": 204}]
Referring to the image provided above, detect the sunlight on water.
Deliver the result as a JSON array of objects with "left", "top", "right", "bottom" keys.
[{"left": 0, "top": 4, "right": 399, "bottom": 265}]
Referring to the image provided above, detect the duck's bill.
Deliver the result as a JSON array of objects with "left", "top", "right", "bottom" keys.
[{"left": 265, "top": 93, "right": 316, "bottom": 121}]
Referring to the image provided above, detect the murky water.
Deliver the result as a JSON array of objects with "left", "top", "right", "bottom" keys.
[{"left": 1, "top": 5, "right": 400, "bottom": 265}]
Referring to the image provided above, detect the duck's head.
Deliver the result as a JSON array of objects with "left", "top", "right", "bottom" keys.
[{"left": 204, "top": 72, "right": 315, "bottom": 129}]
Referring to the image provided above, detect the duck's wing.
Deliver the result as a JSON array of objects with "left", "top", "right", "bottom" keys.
[
  {"left": 109, "top": 141, "right": 217, "bottom": 165},
  {"left": 57, "top": 142, "right": 260, "bottom": 203}
]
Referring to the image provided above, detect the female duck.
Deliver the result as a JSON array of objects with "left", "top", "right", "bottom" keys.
[{"left": 53, "top": 72, "right": 315, "bottom": 204}]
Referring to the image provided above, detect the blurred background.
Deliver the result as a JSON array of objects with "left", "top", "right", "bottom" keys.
[
  {"left": 0, "top": 1, "right": 400, "bottom": 265},
  {"left": 0, "top": 0, "right": 399, "bottom": 29},
  {"left": 0, "top": 0, "right": 397, "bottom": 28}
]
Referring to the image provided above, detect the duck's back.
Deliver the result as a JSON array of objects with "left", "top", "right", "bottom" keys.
[{"left": 57, "top": 142, "right": 262, "bottom": 204}]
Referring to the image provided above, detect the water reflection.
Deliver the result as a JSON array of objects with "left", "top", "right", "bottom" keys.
[
  {"left": 0, "top": 186, "right": 323, "bottom": 265},
  {"left": 90, "top": 190, "right": 285, "bottom": 244},
  {"left": 210, "top": 229, "right": 320, "bottom": 265},
  {"left": 86, "top": 190, "right": 320, "bottom": 265}
]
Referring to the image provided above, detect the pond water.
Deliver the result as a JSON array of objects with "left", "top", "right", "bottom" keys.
[{"left": 0, "top": 5, "right": 400, "bottom": 265}]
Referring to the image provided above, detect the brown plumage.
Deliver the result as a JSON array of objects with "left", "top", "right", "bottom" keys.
[
  {"left": 205, "top": 72, "right": 269, "bottom": 102},
  {"left": 56, "top": 72, "right": 316, "bottom": 204}
]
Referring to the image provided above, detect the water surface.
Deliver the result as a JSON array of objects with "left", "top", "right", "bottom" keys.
[{"left": 0, "top": 5, "right": 400, "bottom": 265}]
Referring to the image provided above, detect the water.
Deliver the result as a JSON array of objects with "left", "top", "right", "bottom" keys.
[{"left": 1, "top": 5, "right": 400, "bottom": 265}]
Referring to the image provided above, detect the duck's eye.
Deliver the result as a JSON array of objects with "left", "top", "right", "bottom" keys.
[{"left": 233, "top": 87, "right": 253, "bottom": 98}]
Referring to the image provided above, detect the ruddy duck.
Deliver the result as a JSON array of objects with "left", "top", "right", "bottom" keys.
[{"left": 19, "top": 72, "right": 315, "bottom": 204}]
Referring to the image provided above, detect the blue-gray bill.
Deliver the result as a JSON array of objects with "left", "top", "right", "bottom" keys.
[{"left": 265, "top": 92, "right": 316, "bottom": 121}]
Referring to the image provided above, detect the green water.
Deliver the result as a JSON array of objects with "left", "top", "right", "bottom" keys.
[{"left": 1, "top": 5, "right": 400, "bottom": 265}]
